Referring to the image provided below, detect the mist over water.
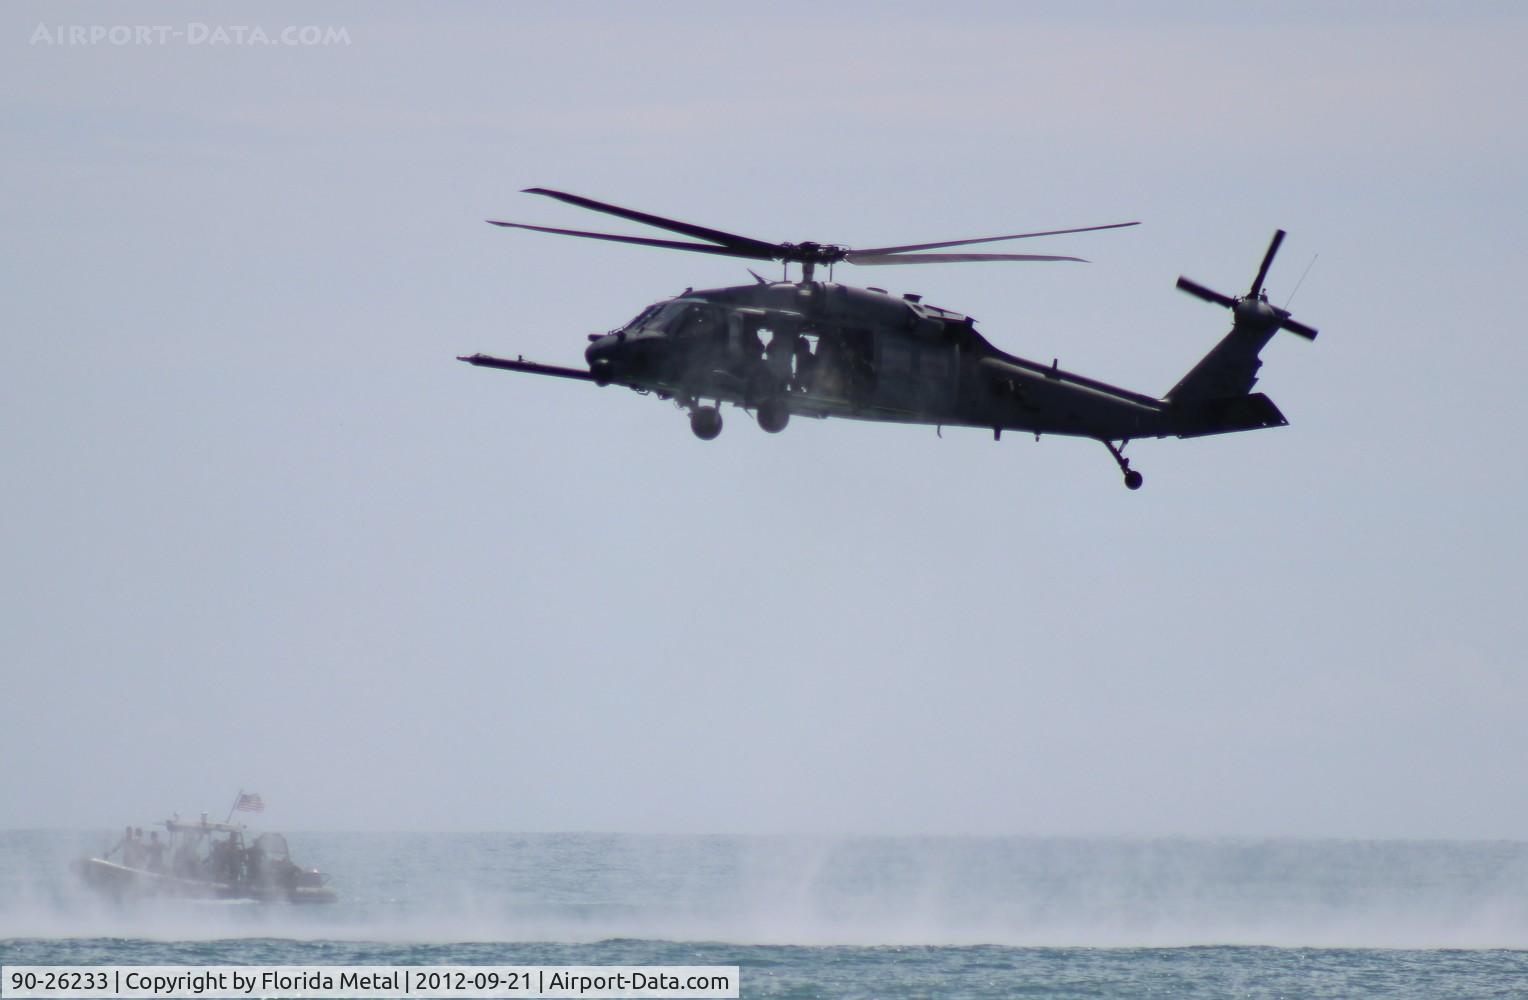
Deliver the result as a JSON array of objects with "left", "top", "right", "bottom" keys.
[{"left": 5, "top": 831, "right": 1528, "bottom": 950}]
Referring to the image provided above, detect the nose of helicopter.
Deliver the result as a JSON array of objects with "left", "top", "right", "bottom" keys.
[
  {"left": 586, "top": 327, "right": 671, "bottom": 387},
  {"left": 585, "top": 333, "right": 624, "bottom": 386}
]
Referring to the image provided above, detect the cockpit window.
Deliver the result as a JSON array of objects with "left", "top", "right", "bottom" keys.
[
  {"left": 623, "top": 303, "right": 664, "bottom": 331},
  {"left": 647, "top": 301, "right": 689, "bottom": 331},
  {"left": 677, "top": 305, "right": 721, "bottom": 339},
  {"left": 653, "top": 301, "right": 722, "bottom": 339}
]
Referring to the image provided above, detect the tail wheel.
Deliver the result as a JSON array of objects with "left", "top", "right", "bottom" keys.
[{"left": 1102, "top": 439, "right": 1143, "bottom": 491}]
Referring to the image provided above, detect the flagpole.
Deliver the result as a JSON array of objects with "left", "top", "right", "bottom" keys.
[{"left": 225, "top": 789, "right": 243, "bottom": 824}]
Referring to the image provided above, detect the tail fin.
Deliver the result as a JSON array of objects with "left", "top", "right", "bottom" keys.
[
  {"left": 1166, "top": 315, "right": 1282, "bottom": 403},
  {"left": 1165, "top": 230, "right": 1317, "bottom": 434}
]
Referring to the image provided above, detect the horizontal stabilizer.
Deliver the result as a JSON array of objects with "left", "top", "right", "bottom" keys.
[{"left": 1173, "top": 392, "right": 1288, "bottom": 438}]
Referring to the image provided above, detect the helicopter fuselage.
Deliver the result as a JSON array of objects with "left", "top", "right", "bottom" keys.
[{"left": 582, "top": 280, "right": 1175, "bottom": 442}]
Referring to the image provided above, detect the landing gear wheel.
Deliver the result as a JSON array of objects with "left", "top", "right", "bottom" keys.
[
  {"left": 1124, "top": 470, "right": 1144, "bottom": 491},
  {"left": 757, "top": 397, "right": 790, "bottom": 434},
  {"left": 689, "top": 405, "right": 723, "bottom": 441}
]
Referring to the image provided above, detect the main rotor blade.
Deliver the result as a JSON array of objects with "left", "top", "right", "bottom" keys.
[
  {"left": 846, "top": 252, "right": 1087, "bottom": 265},
  {"left": 1175, "top": 276, "right": 1239, "bottom": 308},
  {"left": 1249, "top": 229, "right": 1286, "bottom": 296},
  {"left": 522, "top": 187, "right": 781, "bottom": 257},
  {"left": 851, "top": 221, "right": 1139, "bottom": 257},
  {"left": 487, "top": 221, "right": 778, "bottom": 260}
]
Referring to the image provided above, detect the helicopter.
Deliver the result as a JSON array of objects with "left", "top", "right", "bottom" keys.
[{"left": 460, "top": 188, "right": 1318, "bottom": 489}]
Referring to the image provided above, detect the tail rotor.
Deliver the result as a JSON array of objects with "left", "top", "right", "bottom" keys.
[{"left": 1175, "top": 229, "right": 1319, "bottom": 341}]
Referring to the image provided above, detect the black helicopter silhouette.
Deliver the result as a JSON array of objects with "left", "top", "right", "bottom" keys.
[{"left": 460, "top": 189, "right": 1318, "bottom": 489}]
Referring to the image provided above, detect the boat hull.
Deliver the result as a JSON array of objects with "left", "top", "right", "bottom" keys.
[{"left": 73, "top": 857, "right": 337, "bottom": 904}]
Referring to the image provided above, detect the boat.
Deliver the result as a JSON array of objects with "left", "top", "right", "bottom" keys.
[{"left": 73, "top": 817, "right": 337, "bottom": 904}]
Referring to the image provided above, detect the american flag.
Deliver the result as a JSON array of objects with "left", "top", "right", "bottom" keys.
[{"left": 234, "top": 793, "right": 265, "bottom": 813}]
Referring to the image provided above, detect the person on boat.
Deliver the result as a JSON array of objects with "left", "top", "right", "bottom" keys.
[
  {"left": 143, "top": 831, "right": 166, "bottom": 872},
  {"left": 172, "top": 839, "right": 202, "bottom": 879},
  {"left": 107, "top": 826, "right": 132, "bottom": 860},
  {"left": 122, "top": 828, "right": 147, "bottom": 869},
  {"left": 211, "top": 834, "right": 240, "bottom": 883},
  {"left": 243, "top": 841, "right": 266, "bottom": 884}
]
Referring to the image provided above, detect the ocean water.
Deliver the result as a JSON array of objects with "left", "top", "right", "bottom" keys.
[{"left": 3, "top": 832, "right": 1527, "bottom": 998}]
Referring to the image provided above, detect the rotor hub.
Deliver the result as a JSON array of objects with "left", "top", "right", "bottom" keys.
[{"left": 780, "top": 241, "right": 848, "bottom": 265}]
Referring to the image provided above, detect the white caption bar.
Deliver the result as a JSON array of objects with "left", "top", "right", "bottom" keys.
[{"left": 1, "top": 967, "right": 740, "bottom": 999}]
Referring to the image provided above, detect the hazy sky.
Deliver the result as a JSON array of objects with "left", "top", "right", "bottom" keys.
[{"left": 4, "top": 2, "right": 1526, "bottom": 838}]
